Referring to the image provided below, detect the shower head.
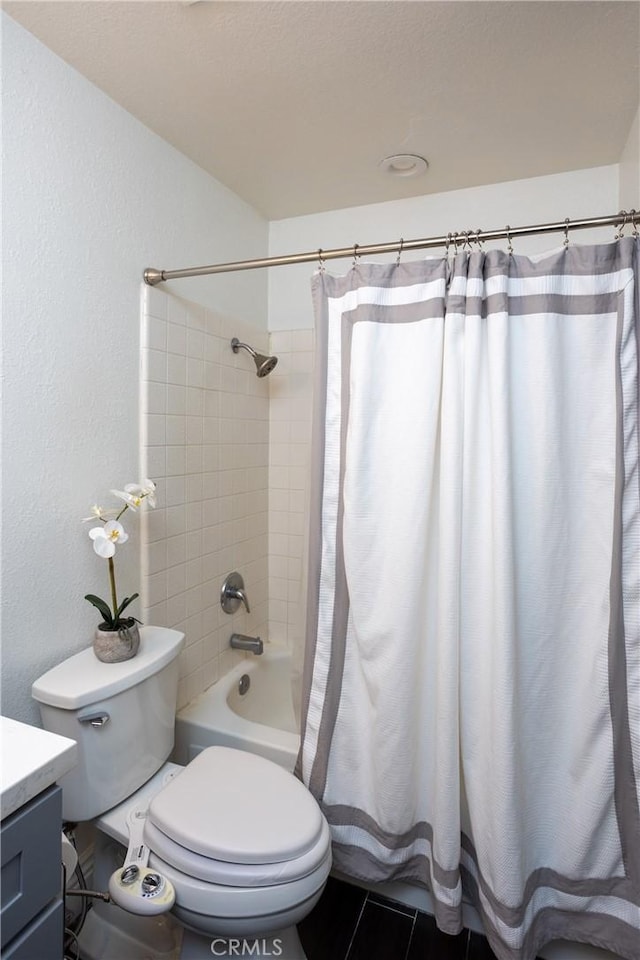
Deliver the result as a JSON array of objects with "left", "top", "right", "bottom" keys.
[{"left": 231, "top": 338, "right": 278, "bottom": 378}]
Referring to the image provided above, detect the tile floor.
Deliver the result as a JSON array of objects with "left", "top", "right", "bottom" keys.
[{"left": 298, "top": 877, "right": 525, "bottom": 960}]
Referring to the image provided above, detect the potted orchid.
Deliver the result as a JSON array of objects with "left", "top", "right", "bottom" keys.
[{"left": 84, "top": 479, "right": 156, "bottom": 662}]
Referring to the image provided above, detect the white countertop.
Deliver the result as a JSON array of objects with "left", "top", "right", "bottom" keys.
[{"left": 1, "top": 716, "right": 78, "bottom": 820}]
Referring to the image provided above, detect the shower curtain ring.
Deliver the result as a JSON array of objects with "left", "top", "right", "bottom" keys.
[
  {"left": 396, "top": 238, "right": 404, "bottom": 265},
  {"left": 453, "top": 231, "right": 460, "bottom": 252},
  {"left": 463, "top": 231, "right": 472, "bottom": 252},
  {"left": 615, "top": 210, "right": 628, "bottom": 240},
  {"left": 631, "top": 209, "right": 639, "bottom": 239},
  {"left": 505, "top": 225, "right": 514, "bottom": 256},
  {"left": 475, "top": 228, "right": 484, "bottom": 250},
  {"left": 563, "top": 218, "right": 570, "bottom": 249},
  {"left": 318, "top": 248, "right": 326, "bottom": 273},
  {"left": 445, "top": 233, "right": 452, "bottom": 256},
  {"left": 352, "top": 243, "right": 360, "bottom": 269}
]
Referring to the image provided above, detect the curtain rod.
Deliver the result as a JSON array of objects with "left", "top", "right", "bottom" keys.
[{"left": 143, "top": 210, "right": 635, "bottom": 285}]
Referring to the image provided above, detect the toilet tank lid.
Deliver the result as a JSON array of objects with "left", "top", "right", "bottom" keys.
[{"left": 32, "top": 627, "right": 185, "bottom": 710}]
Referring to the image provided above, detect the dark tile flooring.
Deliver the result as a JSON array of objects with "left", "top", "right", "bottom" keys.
[{"left": 298, "top": 877, "right": 532, "bottom": 960}]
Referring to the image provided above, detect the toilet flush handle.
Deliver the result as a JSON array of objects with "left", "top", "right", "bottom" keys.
[{"left": 78, "top": 709, "right": 110, "bottom": 728}]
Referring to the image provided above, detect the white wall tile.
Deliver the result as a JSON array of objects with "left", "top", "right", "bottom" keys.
[
  {"left": 185, "top": 502, "right": 203, "bottom": 532},
  {"left": 167, "top": 322, "right": 187, "bottom": 356},
  {"left": 166, "top": 446, "right": 186, "bottom": 476},
  {"left": 266, "top": 330, "right": 314, "bottom": 653},
  {"left": 148, "top": 540, "right": 167, "bottom": 576},
  {"left": 145, "top": 348, "right": 167, "bottom": 383},
  {"left": 186, "top": 387, "right": 205, "bottom": 417},
  {"left": 146, "top": 507, "right": 167, "bottom": 543},
  {"left": 185, "top": 304, "right": 206, "bottom": 332},
  {"left": 186, "top": 416, "right": 203, "bottom": 445},
  {"left": 185, "top": 530, "right": 203, "bottom": 560},
  {"left": 187, "top": 358, "right": 204, "bottom": 388},
  {"left": 145, "top": 381, "right": 167, "bottom": 415},
  {"left": 166, "top": 592, "right": 187, "bottom": 627},
  {"left": 147, "top": 571, "right": 168, "bottom": 607},
  {"left": 141, "top": 297, "right": 305, "bottom": 705},
  {"left": 187, "top": 329, "right": 205, "bottom": 358},
  {"left": 145, "top": 317, "right": 167, "bottom": 352},
  {"left": 165, "top": 476, "right": 186, "bottom": 507},
  {"left": 166, "top": 564, "right": 187, "bottom": 598},
  {"left": 167, "top": 385, "right": 187, "bottom": 416},
  {"left": 166, "top": 297, "right": 187, "bottom": 328},
  {"left": 186, "top": 472, "right": 203, "bottom": 502},
  {"left": 186, "top": 446, "right": 203, "bottom": 475},
  {"left": 166, "top": 415, "right": 186, "bottom": 445},
  {"left": 167, "top": 354, "right": 187, "bottom": 386},
  {"left": 167, "top": 534, "right": 187, "bottom": 568},
  {"left": 147, "top": 415, "right": 166, "bottom": 446},
  {"left": 166, "top": 505, "right": 186, "bottom": 537}
]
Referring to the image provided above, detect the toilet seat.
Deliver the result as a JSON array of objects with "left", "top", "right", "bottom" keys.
[
  {"left": 146, "top": 746, "right": 325, "bottom": 865},
  {"left": 144, "top": 814, "right": 331, "bottom": 886}
]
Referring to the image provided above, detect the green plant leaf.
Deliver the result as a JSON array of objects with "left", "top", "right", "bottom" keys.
[
  {"left": 84, "top": 594, "right": 114, "bottom": 625},
  {"left": 116, "top": 593, "right": 139, "bottom": 619}
]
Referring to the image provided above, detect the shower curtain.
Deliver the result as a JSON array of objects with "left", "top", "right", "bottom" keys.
[{"left": 297, "top": 237, "right": 640, "bottom": 960}]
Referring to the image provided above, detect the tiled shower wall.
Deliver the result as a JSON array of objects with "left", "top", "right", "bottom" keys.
[
  {"left": 140, "top": 284, "right": 315, "bottom": 709},
  {"left": 267, "top": 330, "right": 314, "bottom": 653},
  {"left": 140, "top": 287, "right": 270, "bottom": 709}
]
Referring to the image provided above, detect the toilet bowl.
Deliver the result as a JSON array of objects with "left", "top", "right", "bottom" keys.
[{"left": 32, "top": 627, "right": 331, "bottom": 953}]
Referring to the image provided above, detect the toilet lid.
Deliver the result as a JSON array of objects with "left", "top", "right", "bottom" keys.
[{"left": 148, "top": 746, "right": 325, "bottom": 864}]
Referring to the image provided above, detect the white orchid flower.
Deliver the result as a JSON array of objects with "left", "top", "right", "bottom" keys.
[
  {"left": 142, "top": 478, "right": 157, "bottom": 503},
  {"left": 111, "top": 479, "right": 157, "bottom": 511},
  {"left": 89, "top": 520, "right": 129, "bottom": 558},
  {"left": 135, "top": 478, "right": 157, "bottom": 508},
  {"left": 82, "top": 504, "right": 118, "bottom": 523}
]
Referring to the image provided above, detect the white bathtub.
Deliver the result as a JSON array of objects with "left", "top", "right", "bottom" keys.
[{"left": 173, "top": 647, "right": 300, "bottom": 772}]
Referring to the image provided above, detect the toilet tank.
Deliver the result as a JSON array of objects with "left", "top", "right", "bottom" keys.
[{"left": 32, "top": 627, "right": 184, "bottom": 821}]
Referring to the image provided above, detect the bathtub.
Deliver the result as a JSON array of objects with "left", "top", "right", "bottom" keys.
[{"left": 173, "top": 646, "right": 300, "bottom": 772}]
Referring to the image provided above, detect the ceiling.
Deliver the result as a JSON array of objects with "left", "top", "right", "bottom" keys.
[{"left": 3, "top": 1, "right": 639, "bottom": 220}]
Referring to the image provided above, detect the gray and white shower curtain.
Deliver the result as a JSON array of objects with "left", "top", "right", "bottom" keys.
[{"left": 298, "top": 238, "right": 640, "bottom": 960}]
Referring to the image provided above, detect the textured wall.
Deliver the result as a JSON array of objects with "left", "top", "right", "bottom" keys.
[{"left": 2, "top": 15, "right": 268, "bottom": 724}]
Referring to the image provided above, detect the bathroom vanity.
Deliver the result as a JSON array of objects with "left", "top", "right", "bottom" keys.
[{"left": 1, "top": 717, "right": 77, "bottom": 959}]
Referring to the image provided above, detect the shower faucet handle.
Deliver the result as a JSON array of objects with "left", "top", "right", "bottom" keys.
[{"left": 221, "top": 571, "right": 251, "bottom": 614}]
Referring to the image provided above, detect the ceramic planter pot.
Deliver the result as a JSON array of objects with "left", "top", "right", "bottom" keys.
[{"left": 93, "top": 620, "right": 140, "bottom": 663}]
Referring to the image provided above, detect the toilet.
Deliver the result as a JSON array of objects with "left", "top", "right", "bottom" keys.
[{"left": 32, "top": 627, "right": 331, "bottom": 957}]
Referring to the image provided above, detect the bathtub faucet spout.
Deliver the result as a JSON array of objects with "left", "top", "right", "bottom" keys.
[{"left": 230, "top": 633, "right": 263, "bottom": 655}]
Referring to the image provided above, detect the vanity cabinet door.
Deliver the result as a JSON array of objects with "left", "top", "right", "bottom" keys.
[
  {"left": 2, "top": 899, "right": 64, "bottom": 960},
  {"left": 1, "top": 785, "right": 62, "bottom": 951}
]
